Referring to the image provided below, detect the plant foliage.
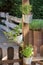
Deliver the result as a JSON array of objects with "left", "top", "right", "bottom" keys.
[
  {"left": 30, "top": 19, "right": 43, "bottom": 30},
  {"left": 20, "top": 3, "right": 32, "bottom": 15},
  {"left": 21, "top": 44, "right": 33, "bottom": 58},
  {"left": 4, "top": 23, "right": 22, "bottom": 42},
  {"left": 30, "top": 0, "right": 43, "bottom": 19}
]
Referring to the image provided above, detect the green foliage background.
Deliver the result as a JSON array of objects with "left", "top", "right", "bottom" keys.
[
  {"left": 9, "top": 0, "right": 22, "bottom": 18},
  {"left": 0, "top": 0, "right": 13, "bottom": 12},
  {"left": 30, "top": 0, "right": 43, "bottom": 19},
  {"left": 0, "top": 0, "right": 43, "bottom": 18},
  {"left": 0, "top": 0, "right": 22, "bottom": 18}
]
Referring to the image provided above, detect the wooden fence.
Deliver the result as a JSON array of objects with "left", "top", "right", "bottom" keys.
[{"left": 0, "top": 47, "right": 23, "bottom": 65}]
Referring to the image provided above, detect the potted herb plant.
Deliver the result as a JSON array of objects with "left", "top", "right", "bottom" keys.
[
  {"left": 21, "top": 44, "right": 33, "bottom": 64},
  {"left": 13, "top": 24, "right": 22, "bottom": 43},
  {"left": 20, "top": 3, "right": 32, "bottom": 23},
  {"left": 4, "top": 23, "right": 22, "bottom": 43}
]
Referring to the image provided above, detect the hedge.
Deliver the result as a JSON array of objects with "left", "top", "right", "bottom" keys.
[{"left": 30, "top": 0, "right": 43, "bottom": 19}]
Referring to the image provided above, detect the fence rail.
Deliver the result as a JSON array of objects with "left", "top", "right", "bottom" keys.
[{"left": 0, "top": 59, "right": 21, "bottom": 64}]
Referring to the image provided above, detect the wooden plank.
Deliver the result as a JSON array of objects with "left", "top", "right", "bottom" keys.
[
  {"left": 32, "top": 56, "right": 43, "bottom": 62},
  {"left": 40, "top": 45, "right": 43, "bottom": 56},
  {"left": 23, "top": 63, "right": 31, "bottom": 65},
  {"left": 1, "top": 20, "right": 17, "bottom": 29},
  {"left": 0, "top": 59, "right": 21, "bottom": 64},
  {"left": 23, "top": 23, "right": 29, "bottom": 45},
  {"left": 0, "top": 25, "right": 11, "bottom": 32},
  {"left": 0, "top": 48, "right": 2, "bottom": 65},
  {"left": 22, "top": 0, "right": 30, "bottom": 47},
  {"left": 36, "top": 61, "right": 43, "bottom": 65},
  {"left": 8, "top": 16, "right": 21, "bottom": 23},
  {"left": 19, "top": 47, "right": 23, "bottom": 65},
  {"left": 31, "top": 61, "right": 43, "bottom": 65}
]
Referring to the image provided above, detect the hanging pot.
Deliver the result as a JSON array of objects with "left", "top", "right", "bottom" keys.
[
  {"left": 24, "top": 14, "right": 33, "bottom": 23},
  {"left": 15, "top": 34, "right": 22, "bottom": 43}
]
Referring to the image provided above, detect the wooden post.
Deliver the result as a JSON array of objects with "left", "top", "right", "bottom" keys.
[
  {"left": 22, "top": 0, "right": 30, "bottom": 4},
  {"left": 19, "top": 47, "right": 23, "bottom": 65},
  {"left": 40, "top": 45, "right": 43, "bottom": 56},
  {"left": 22, "top": 0, "right": 30, "bottom": 47},
  {"left": 0, "top": 48, "right": 2, "bottom": 65},
  {"left": 7, "top": 47, "right": 14, "bottom": 65},
  {"left": 31, "top": 61, "right": 36, "bottom": 65},
  {"left": 41, "top": 30, "right": 43, "bottom": 45}
]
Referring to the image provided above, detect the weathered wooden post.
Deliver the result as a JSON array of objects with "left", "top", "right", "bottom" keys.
[
  {"left": 0, "top": 48, "right": 2, "bottom": 65},
  {"left": 19, "top": 46, "right": 23, "bottom": 65},
  {"left": 22, "top": 0, "right": 31, "bottom": 65},
  {"left": 22, "top": 0, "right": 30, "bottom": 47},
  {"left": 40, "top": 45, "right": 43, "bottom": 56}
]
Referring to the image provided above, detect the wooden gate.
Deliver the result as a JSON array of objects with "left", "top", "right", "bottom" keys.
[{"left": 0, "top": 47, "right": 23, "bottom": 65}]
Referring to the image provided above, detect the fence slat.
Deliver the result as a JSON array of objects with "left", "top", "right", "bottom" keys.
[
  {"left": 40, "top": 45, "right": 43, "bottom": 56},
  {"left": 0, "top": 59, "right": 21, "bottom": 64},
  {"left": 7, "top": 47, "right": 14, "bottom": 65},
  {"left": 31, "top": 61, "right": 36, "bottom": 65},
  {"left": 0, "top": 48, "right": 2, "bottom": 65}
]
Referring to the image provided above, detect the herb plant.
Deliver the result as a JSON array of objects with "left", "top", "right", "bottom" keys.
[
  {"left": 4, "top": 23, "right": 22, "bottom": 42},
  {"left": 21, "top": 44, "right": 33, "bottom": 58},
  {"left": 20, "top": 3, "right": 32, "bottom": 15}
]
